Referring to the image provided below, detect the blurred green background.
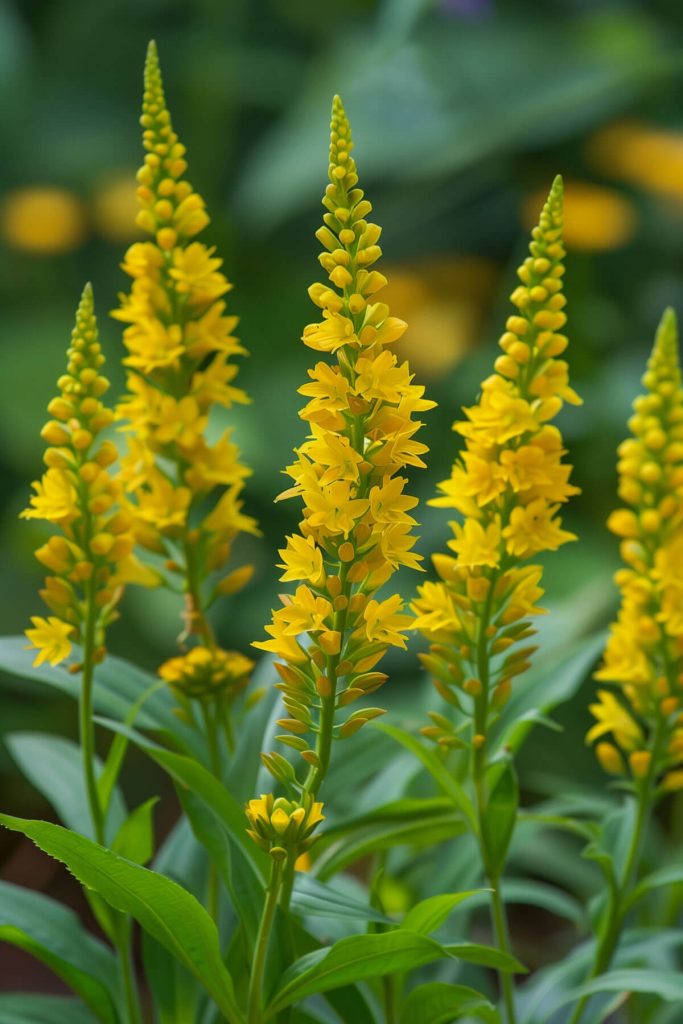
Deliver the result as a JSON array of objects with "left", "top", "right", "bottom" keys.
[{"left": 3, "top": 0, "right": 683, "bottom": 985}]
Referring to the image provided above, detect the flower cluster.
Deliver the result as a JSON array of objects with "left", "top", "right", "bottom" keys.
[
  {"left": 254, "top": 96, "right": 434, "bottom": 788},
  {"left": 245, "top": 794, "right": 324, "bottom": 861},
  {"left": 23, "top": 285, "right": 153, "bottom": 667},
  {"left": 113, "top": 41, "right": 257, "bottom": 697},
  {"left": 590, "top": 309, "right": 683, "bottom": 791},
  {"left": 413, "top": 177, "right": 580, "bottom": 748}
]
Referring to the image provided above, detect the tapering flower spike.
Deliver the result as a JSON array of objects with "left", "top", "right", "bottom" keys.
[
  {"left": 23, "top": 284, "right": 151, "bottom": 668},
  {"left": 590, "top": 308, "right": 683, "bottom": 791},
  {"left": 113, "top": 42, "right": 258, "bottom": 719},
  {"left": 254, "top": 95, "right": 435, "bottom": 796},
  {"left": 413, "top": 175, "right": 580, "bottom": 748}
]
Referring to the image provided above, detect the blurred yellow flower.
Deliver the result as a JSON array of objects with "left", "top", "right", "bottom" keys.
[
  {"left": 92, "top": 172, "right": 141, "bottom": 243},
  {"left": 381, "top": 257, "right": 498, "bottom": 380},
  {"left": 523, "top": 180, "right": 637, "bottom": 252},
  {"left": 588, "top": 120, "right": 683, "bottom": 204},
  {"left": 2, "top": 186, "right": 87, "bottom": 254}
]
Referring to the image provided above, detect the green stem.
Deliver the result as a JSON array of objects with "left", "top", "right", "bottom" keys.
[
  {"left": 568, "top": 720, "right": 664, "bottom": 1024},
  {"left": 247, "top": 857, "right": 284, "bottom": 1024},
  {"left": 113, "top": 918, "right": 143, "bottom": 1024},
  {"left": 202, "top": 701, "right": 221, "bottom": 921},
  {"left": 80, "top": 585, "right": 105, "bottom": 847},
  {"left": 489, "top": 882, "right": 517, "bottom": 1024}
]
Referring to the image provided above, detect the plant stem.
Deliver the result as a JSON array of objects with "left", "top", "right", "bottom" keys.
[
  {"left": 114, "top": 918, "right": 143, "bottom": 1024},
  {"left": 489, "top": 881, "right": 517, "bottom": 1024},
  {"left": 568, "top": 722, "right": 663, "bottom": 1024},
  {"left": 80, "top": 585, "right": 105, "bottom": 847},
  {"left": 247, "top": 857, "right": 284, "bottom": 1024},
  {"left": 202, "top": 701, "right": 222, "bottom": 921}
]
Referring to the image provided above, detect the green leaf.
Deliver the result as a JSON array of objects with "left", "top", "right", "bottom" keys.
[
  {"left": 399, "top": 982, "right": 500, "bottom": 1024},
  {"left": 464, "top": 879, "right": 585, "bottom": 927},
  {"left": 97, "top": 678, "right": 166, "bottom": 816},
  {"left": 0, "top": 815, "right": 244, "bottom": 1024},
  {"left": 401, "top": 890, "right": 488, "bottom": 935},
  {"left": 315, "top": 798, "right": 465, "bottom": 880},
  {"left": 481, "top": 761, "right": 518, "bottom": 879},
  {"left": 572, "top": 969, "right": 683, "bottom": 1003},
  {"left": 375, "top": 722, "right": 477, "bottom": 830},
  {"left": 0, "top": 639, "right": 199, "bottom": 757},
  {"left": 112, "top": 798, "right": 158, "bottom": 866},
  {"left": 627, "top": 864, "right": 683, "bottom": 912},
  {"left": 493, "top": 634, "right": 605, "bottom": 755},
  {"left": 0, "top": 994, "right": 97, "bottom": 1024},
  {"left": 0, "top": 881, "right": 118, "bottom": 1024},
  {"left": 4, "top": 732, "right": 126, "bottom": 842},
  {"left": 291, "top": 874, "right": 393, "bottom": 924},
  {"left": 142, "top": 933, "right": 199, "bottom": 1024},
  {"left": 97, "top": 718, "right": 267, "bottom": 879},
  {"left": 445, "top": 943, "right": 527, "bottom": 973},
  {"left": 266, "top": 931, "right": 454, "bottom": 1016}
]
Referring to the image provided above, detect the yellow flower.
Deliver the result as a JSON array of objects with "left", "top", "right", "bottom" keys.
[
  {"left": 245, "top": 794, "right": 324, "bottom": 859},
  {"left": 1, "top": 186, "right": 87, "bottom": 254},
  {"left": 159, "top": 646, "right": 253, "bottom": 702},
  {"left": 254, "top": 96, "right": 434, "bottom": 791},
  {"left": 113, "top": 41, "right": 257, "bottom": 701},
  {"left": 25, "top": 616, "right": 75, "bottom": 667},
  {"left": 22, "top": 285, "right": 148, "bottom": 668},
  {"left": 414, "top": 176, "right": 580, "bottom": 741},
  {"left": 591, "top": 308, "right": 683, "bottom": 784}
]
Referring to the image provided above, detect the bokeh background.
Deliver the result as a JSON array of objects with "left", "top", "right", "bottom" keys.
[{"left": 3, "top": 0, "right": 683, "bottom": 995}]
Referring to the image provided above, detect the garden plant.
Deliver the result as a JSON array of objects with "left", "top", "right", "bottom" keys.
[{"left": 2, "top": 39, "right": 683, "bottom": 1024}]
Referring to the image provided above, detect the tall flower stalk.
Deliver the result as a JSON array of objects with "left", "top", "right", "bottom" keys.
[
  {"left": 413, "top": 177, "right": 580, "bottom": 1024},
  {"left": 570, "top": 308, "right": 683, "bottom": 1024},
  {"left": 22, "top": 284, "right": 145, "bottom": 1024},
  {"left": 114, "top": 41, "right": 258, "bottom": 770},
  {"left": 247, "top": 94, "right": 434, "bottom": 1019}
]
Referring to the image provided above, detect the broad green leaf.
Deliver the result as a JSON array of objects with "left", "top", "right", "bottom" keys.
[
  {"left": 402, "top": 890, "right": 488, "bottom": 935},
  {"left": 5, "top": 732, "right": 126, "bottom": 842},
  {"left": 97, "top": 678, "right": 166, "bottom": 815},
  {"left": 445, "top": 943, "right": 526, "bottom": 973},
  {"left": 0, "top": 638, "right": 199, "bottom": 757},
  {"left": 571, "top": 969, "right": 683, "bottom": 1004},
  {"left": 291, "top": 874, "right": 392, "bottom": 924},
  {"left": 96, "top": 718, "right": 267, "bottom": 879},
  {"left": 0, "top": 994, "right": 97, "bottom": 1024},
  {"left": 315, "top": 799, "right": 465, "bottom": 880},
  {"left": 492, "top": 633, "right": 605, "bottom": 755},
  {"left": 465, "top": 879, "right": 585, "bottom": 927},
  {"left": 0, "top": 815, "right": 244, "bottom": 1024},
  {"left": 266, "top": 930, "right": 454, "bottom": 1015},
  {"left": 399, "top": 982, "right": 500, "bottom": 1024},
  {"left": 627, "top": 864, "right": 683, "bottom": 912},
  {"left": 112, "top": 798, "right": 158, "bottom": 866},
  {"left": 481, "top": 761, "right": 518, "bottom": 879},
  {"left": 375, "top": 722, "right": 477, "bottom": 830},
  {"left": 0, "top": 881, "right": 118, "bottom": 1024},
  {"left": 142, "top": 932, "right": 199, "bottom": 1024}
]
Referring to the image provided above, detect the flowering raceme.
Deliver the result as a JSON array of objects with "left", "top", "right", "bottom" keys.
[
  {"left": 253, "top": 95, "right": 434, "bottom": 795},
  {"left": 590, "top": 309, "right": 683, "bottom": 790},
  {"left": 413, "top": 176, "right": 579, "bottom": 746},
  {"left": 113, "top": 42, "right": 258, "bottom": 709},
  {"left": 23, "top": 284, "right": 151, "bottom": 667}
]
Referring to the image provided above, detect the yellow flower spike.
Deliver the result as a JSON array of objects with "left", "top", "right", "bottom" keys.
[
  {"left": 592, "top": 308, "right": 683, "bottom": 787},
  {"left": 414, "top": 175, "right": 580, "bottom": 721},
  {"left": 244, "top": 794, "right": 325, "bottom": 857},
  {"left": 22, "top": 284, "right": 147, "bottom": 668},
  {"left": 114, "top": 42, "right": 258, "bottom": 716},
  {"left": 254, "top": 95, "right": 434, "bottom": 797}
]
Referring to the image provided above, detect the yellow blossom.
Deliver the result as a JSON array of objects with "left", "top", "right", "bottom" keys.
[
  {"left": 113, "top": 41, "right": 257, "bottom": 707},
  {"left": 22, "top": 284, "right": 149, "bottom": 668},
  {"left": 414, "top": 176, "right": 580, "bottom": 743},
  {"left": 591, "top": 308, "right": 683, "bottom": 785},
  {"left": 245, "top": 794, "right": 324, "bottom": 859},
  {"left": 254, "top": 96, "right": 434, "bottom": 793}
]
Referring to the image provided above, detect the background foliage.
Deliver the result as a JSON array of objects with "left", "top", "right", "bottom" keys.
[{"left": 3, "top": 0, "right": 683, "bottom": 1001}]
